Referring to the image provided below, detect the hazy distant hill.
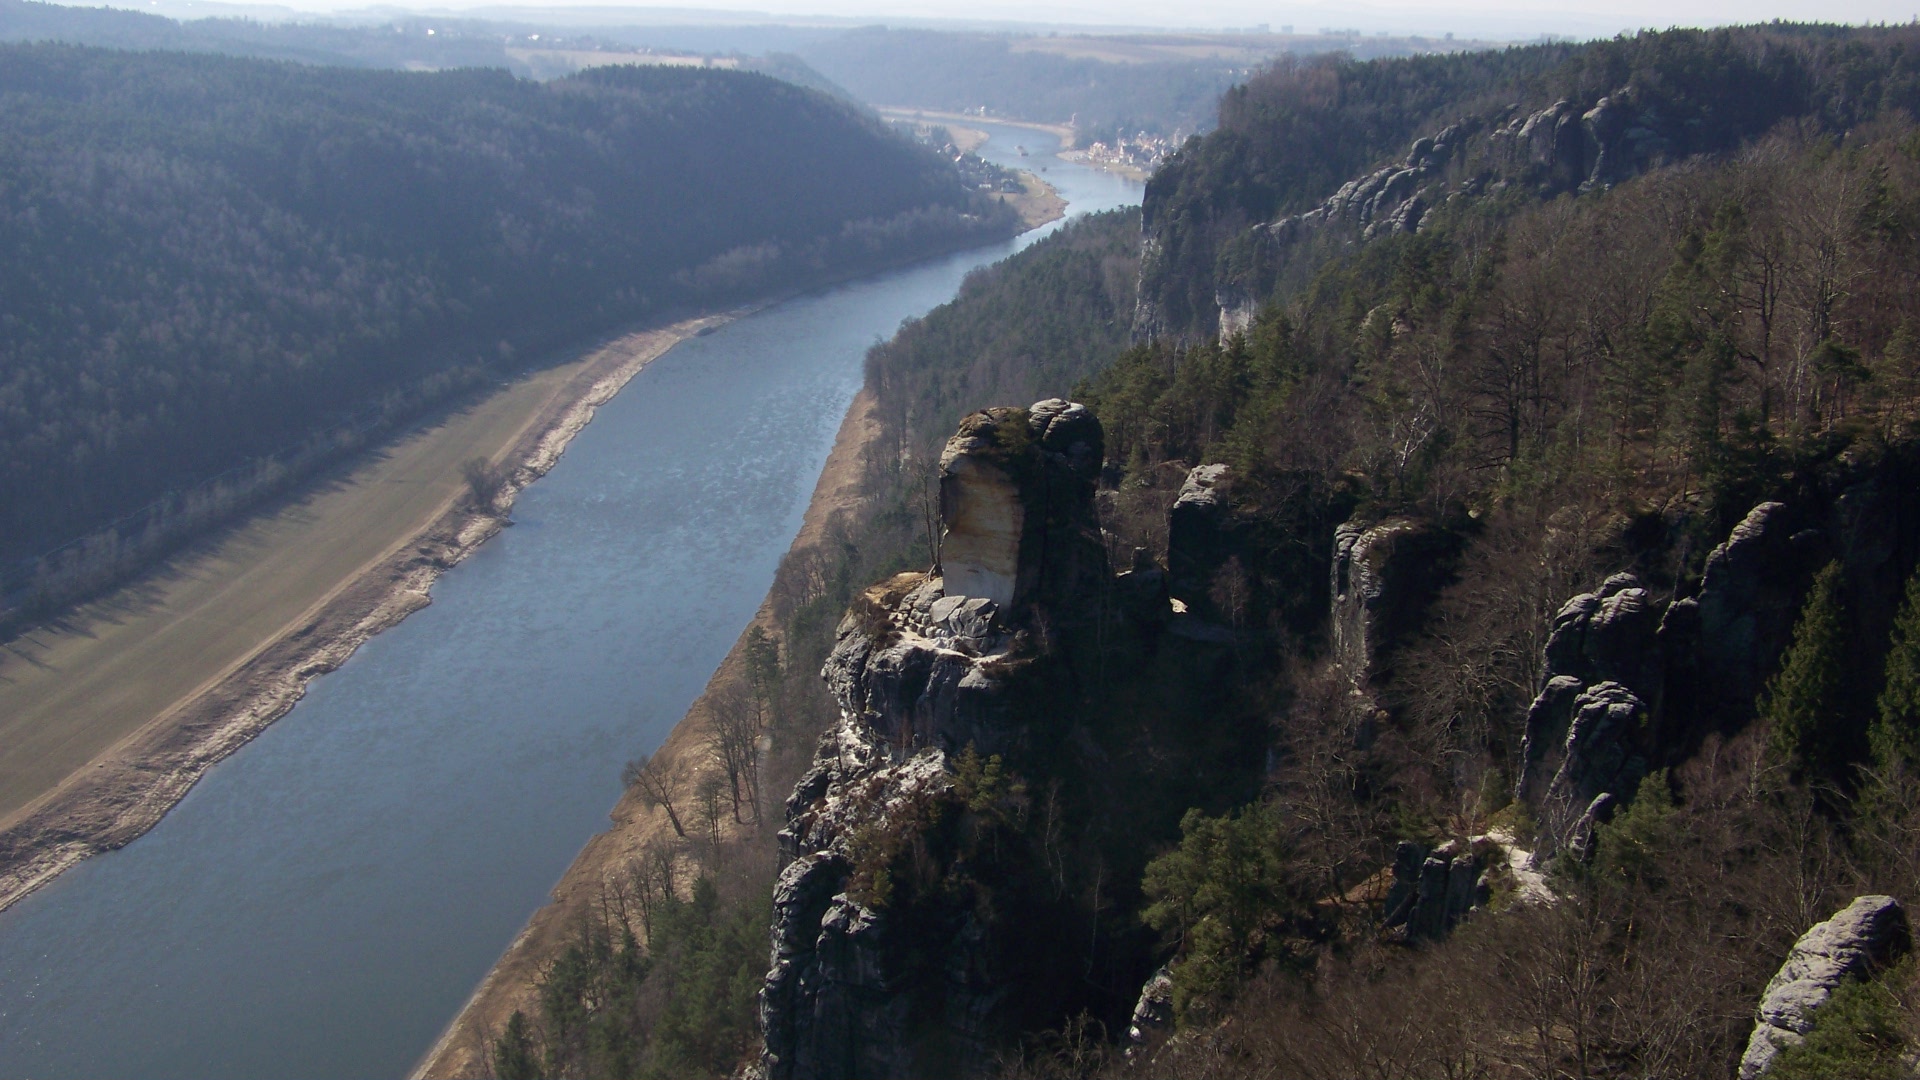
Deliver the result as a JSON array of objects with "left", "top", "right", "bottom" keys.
[{"left": 0, "top": 45, "right": 1013, "bottom": 589}]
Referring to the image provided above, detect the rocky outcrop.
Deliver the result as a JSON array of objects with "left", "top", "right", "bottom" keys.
[
  {"left": 1382, "top": 839, "right": 1490, "bottom": 942},
  {"left": 1695, "top": 502, "right": 1826, "bottom": 725},
  {"left": 1517, "top": 573, "right": 1665, "bottom": 855},
  {"left": 1138, "top": 83, "right": 1715, "bottom": 344},
  {"left": 764, "top": 400, "right": 1154, "bottom": 1080},
  {"left": 1165, "top": 463, "right": 1246, "bottom": 628},
  {"left": 1330, "top": 517, "right": 1458, "bottom": 686},
  {"left": 1540, "top": 573, "right": 1665, "bottom": 703},
  {"left": 1738, "top": 895, "right": 1911, "bottom": 1079},
  {"left": 1126, "top": 967, "right": 1174, "bottom": 1046},
  {"left": 1206, "top": 127, "right": 1468, "bottom": 337},
  {"left": 1165, "top": 462, "right": 1345, "bottom": 643},
  {"left": 937, "top": 399, "right": 1105, "bottom": 613}
]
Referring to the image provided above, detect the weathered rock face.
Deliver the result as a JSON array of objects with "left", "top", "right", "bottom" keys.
[
  {"left": 764, "top": 401, "right": 1128, "bottom": 1080},
  {"left": 1330, "top": 517, "right": 1458, "bottom": 685},
  {"left": 937, "top": 399, "right": 1105, "bottom": 615},
  {"left": 1738, "top": 895, "right": 1911, "bottom": 1079},
  {"left": 1517, "top": 573, "right": 1665, "bottom": 855}
]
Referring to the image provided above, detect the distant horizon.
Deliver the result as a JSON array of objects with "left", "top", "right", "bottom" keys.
[{"left": 66, "top": 0, "right": 1920, "bottom": 47}]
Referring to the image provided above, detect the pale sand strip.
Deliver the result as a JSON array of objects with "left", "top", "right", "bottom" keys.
[
  {"left": 410, "top": 388, "right": 882, "bottom": 1080},
  {"left": 0, "top": 315, "right": 724, "bottom": 914}
]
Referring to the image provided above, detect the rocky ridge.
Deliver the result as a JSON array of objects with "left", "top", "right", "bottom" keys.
[{"left": 1143, "top": 89, "right": 1751, "bottom": 342}]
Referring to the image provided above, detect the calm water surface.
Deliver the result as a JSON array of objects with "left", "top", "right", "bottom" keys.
[{"left": 0, "top": 125, "right": 1137, "bottom": 1079}]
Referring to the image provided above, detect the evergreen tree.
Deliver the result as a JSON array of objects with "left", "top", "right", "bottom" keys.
[
  {"left": 1763, "top": 562, "right": 1849, "bottom": 782},
  {"left": 1870, "top": 568, "right": 1920, "bottom": 774},
  {"left": 491, "top": 1011, "right": 540, "bottom": 1080}
]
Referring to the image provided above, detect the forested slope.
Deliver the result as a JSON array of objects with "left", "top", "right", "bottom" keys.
[
  {"left": 738, "top": 23, "right": 1920, "bottom": 1080},
  {"left": 1139, "top": 24, "right": 1920, "bottom": 340},
  {"left": 0, "top": 45, "right": 1013, "bottom": 613}
]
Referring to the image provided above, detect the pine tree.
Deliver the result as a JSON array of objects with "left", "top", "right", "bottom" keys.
[
  {"left": 491, "top": 1010, "right": 540, "bottom": 1080},
  {"left": 1762, "top": 562, "right": 1849, "bottom": 782},
  {"left": 1871, "top": 568, "right": 1920, "bottom": 774}
]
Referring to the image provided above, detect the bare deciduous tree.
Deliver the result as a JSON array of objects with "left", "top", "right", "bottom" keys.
[{"left": 621, "top": 752, "right": 690, "bottom": 838}]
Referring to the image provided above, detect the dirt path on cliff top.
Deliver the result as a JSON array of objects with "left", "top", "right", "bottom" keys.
[
  {"left": 0, "top": 319, "right": 712, "bottom": 912},
  {"left": 411, "top": 387, "right": 882, "bottom": 1080}
]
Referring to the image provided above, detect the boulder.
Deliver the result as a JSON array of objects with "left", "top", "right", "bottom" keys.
[{"left": 1738, "top": 895, "right": 1911, "bottom": 1079}]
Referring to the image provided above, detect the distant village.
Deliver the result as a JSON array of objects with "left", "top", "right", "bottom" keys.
[{"left": 1074, "top": 131, "right": 1180, "bottom": 176}]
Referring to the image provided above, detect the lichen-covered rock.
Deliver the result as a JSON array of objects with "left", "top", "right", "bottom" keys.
[{"left": 1738, "top": 895, "right": 1911, "bottom": 1079}]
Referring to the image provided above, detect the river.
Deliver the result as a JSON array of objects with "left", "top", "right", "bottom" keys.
[{"left": 0, "top": 123, "right": 1138, "bottom": 1079}]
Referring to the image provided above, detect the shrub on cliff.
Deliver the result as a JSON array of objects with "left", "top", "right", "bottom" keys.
[{"left": 1141, "top": 801, "right": 1305, "bottom": 1020}]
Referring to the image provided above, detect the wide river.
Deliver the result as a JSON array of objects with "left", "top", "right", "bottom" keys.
[{"left": 0, "top": 125, "right": 1137, "bottom": 1078}]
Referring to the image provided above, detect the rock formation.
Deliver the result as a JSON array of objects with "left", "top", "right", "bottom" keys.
[
  {"left": 1165, "top": 463, "right": 1235, "bottom": 622},
  {"left": 1738, "top": 895, "right": 1911, "bottom": 1079},
  {"left": 937, "top": 399, "right": 1106, "bottom": 613},
  {"left": 1516, "top": 573, "right": 1665, "bottom": 856},
  {"left": 1144, "top": 88, "right": 1714, "bottom": 343},
  {"left": 1382, "top": 839, "right": 1489, "bottom": 942},
  {"left": 1126, "top": 967, "right": 1174, "bottom": 1047},
  {"left": 762, "top": 400, "right": 1253, "bottom": 1080},
  {"left": 1329, "top": 517, "right": 1458, "bottom": 687},
  {"left": 1165, "top": 461, "right": 1345, "bottom": 644},
  {"left": 1694, "top": 502, "right": 1826, "bottom": 725}
]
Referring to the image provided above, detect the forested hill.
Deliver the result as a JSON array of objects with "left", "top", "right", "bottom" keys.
[
  {"left": 0, "top": 44, "right": 1014, "bottom": 599},
  {"left": 1139, "top": 24, "right": 1920, "bottom": 341}
]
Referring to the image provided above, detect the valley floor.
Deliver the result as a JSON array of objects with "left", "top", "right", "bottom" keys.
[{"left": 0, "top": 317, "right": 720, "bottom": 913}]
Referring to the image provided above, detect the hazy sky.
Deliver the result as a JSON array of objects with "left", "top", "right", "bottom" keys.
[{"left": 141, "top": 0, "right": 1920, "bottom": 41}]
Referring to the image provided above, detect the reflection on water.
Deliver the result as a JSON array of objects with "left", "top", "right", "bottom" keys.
[{"left": 0, "top": 126, "right": 1138, "bottom": 1080}]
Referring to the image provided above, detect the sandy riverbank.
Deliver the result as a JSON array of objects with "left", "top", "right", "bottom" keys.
[
  {"left": 0, "top": 169, "right": 1067, "bottom": 919},
  {"left": 0, "top": 316, "right": 722, "bottom": 915}
]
